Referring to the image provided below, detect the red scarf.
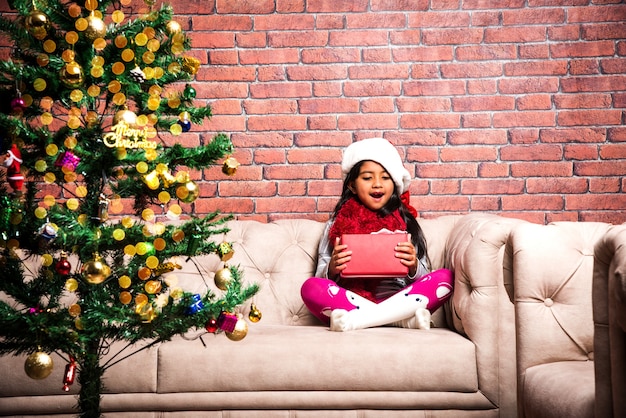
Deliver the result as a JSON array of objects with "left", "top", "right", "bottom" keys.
[
  {"left": 329, "top": 198, "right": 407, "bottom": 302},
  {"left": 329, "top": 197, "right": 407, "bottom": 243}
]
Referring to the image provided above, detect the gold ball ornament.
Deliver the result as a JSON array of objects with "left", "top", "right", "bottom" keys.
[
  {"left": 24, "top": 351, "right": 54, "bottom": 380},
  {"left": 248, "top": 303, "right": 262, "bottom": 323},
  {"left": 222, "top": 156, "right": 239, "bottom": 176},
  {"left": 214, "top": 266, "right": 233, "bottom": 291},
  {"left": 60, "top": 61, "right": 84, "bottom": 88},
  {"left": 166, "top": 20, "right": 182, "bottom": 34},
  {"left": 81, "top": 253, "right": 111, "bottom": 284},
  {"left": 217, "top": 242, "right": 234, "bottom": 262},
  {"left": 25, "top": 10, "right": 50, "bottom": 40},
  {"left": 113, "top": 108, "right": 137, "bottom": 127},
  {"left": 84, "top": 14, "right": 106, "bottom": 41},
  {"left": 225, "top": 317, "right": 248, "bottom": 341},
  {"left": 181, "top": 56, "right": 200, "bottom": 75},
  {"left": 176, "top": 179, "right": 199, "bottom": 203}
]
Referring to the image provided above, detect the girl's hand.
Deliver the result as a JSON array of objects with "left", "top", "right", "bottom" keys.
[
  {"left": 329, "top": 237, "right": 352, "bottom": 280},
  {"left": 395, "top": 233, "right": 418, "bottom": 278}
]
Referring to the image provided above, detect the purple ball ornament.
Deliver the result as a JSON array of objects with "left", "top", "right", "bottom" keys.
[{"left": 10, "top": 96, "right": 26, "bottom": 113}]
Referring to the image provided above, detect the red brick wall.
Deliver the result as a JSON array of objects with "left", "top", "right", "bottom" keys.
[
  {"left": 6, "top": 1, "right": 626, "bottom": 225},
  {"left": 172, "top": 0, "right": 626, "bottom": 224}
]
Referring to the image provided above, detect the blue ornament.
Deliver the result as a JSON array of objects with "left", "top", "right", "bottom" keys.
[
  {"left": 185, "top": 294, "right": 204, "bottom": 315},
  {"left": 177, "top": 119, "right": 191, "bottom": 132}
]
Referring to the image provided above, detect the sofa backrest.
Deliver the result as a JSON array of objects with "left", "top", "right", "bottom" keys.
[
  {"left": 178, "top": 216, "right": 464, "bottom": 327},
  {"left": 510, "top": 222, "right": 611, "bottom": 373}
]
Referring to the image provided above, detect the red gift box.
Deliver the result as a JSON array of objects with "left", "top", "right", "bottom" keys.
[{"left": 340, "top": 233, "right": 409, "bottom": 279}]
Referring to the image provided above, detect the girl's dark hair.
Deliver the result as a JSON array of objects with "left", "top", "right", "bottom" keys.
[{"left": 333, "top": 160, "right": 431, "bottom": 268}]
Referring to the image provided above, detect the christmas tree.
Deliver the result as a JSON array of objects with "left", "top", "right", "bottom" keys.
[{"left": 0, "top": 0, "right": 258, "bottom": 416}]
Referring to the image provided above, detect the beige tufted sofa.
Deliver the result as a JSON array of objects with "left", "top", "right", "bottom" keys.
[{"left": 0, "top": 214, "right": 623, "bottom": 417}]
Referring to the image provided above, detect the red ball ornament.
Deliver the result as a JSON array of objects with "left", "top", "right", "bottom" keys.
[
  {"left": 55, "top": 252, "right": 72, "bottom": 276},
  {"left": 205, "top": 318, "right": 218, "bottom": 333},
  {"left": 11, "top": 97, "right": 25, "bottom": 113}
]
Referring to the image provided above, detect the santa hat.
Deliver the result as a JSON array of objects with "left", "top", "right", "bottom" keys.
[{"left": 341, "top": 137, "right": 411, "bottom": 194}]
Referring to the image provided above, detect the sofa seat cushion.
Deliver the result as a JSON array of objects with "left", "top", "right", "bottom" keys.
[
  {"left": 522, "top": 361, "right": 594, "bottom": 418},
  {"left": 157, "top": 325, "right": 477, "bottom": 393}
]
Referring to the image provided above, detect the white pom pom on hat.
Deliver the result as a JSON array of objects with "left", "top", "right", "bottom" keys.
[{"left": 341, "top": 137, "right": 412, "bottom": 194}]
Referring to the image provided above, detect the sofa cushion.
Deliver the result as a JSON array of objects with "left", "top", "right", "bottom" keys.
[
  {"left": 522, "top": 361, "right": 594, "bottom": 418},
  {"left": 157, "top": 325, "right": 478, "bottom": 393}
]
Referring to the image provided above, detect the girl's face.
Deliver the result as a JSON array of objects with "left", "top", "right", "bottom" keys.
[{"left": 349, "top": 160, "right": 395, "bottom": 211}]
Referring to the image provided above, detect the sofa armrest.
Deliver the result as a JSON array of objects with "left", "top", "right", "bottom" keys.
[
  {"left": 593, "top": 224, "right": 626, "bottom": 418},
  {"left": 444, "top": 213, "right": 527, "bottom": 418},
  {"left": 511, "top": 221, "right": 610, "bottom": 417}
]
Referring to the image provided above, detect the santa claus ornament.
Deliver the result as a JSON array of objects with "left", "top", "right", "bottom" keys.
[{"left": 3, "top": 144, "right": 24, "bottom": 195}]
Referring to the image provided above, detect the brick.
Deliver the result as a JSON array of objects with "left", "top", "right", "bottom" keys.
[
  {"left": 248, "top": 115, "right": 307, "bottom": 131},
  {"left": 361, "top": 98, "right": 395, "bottom": 113},
  {"left": 254, "top": 148, "right": 286, "bottom": 164},
  {"left": 392, "top": 46, "right": 454, "bottom": 62},
  {"left": 448, "top": 130, "right": 508, "bottom": 145},
  {"left": 208, "top": 50, "right": 239, "bottom": 65},
  {"left": 478, "top": 162, "right": 510, "bottom": 178},
  {"left": 202, "top": 115, "right": 246, "bottom": 132},
  {"left": 502, "top": 8, "right": 565, "bottom": 25},
  {"left": 504, "top": 61, "right": 568, "bottom": 76},
  {"left": 197, "top": 66, "right": 256, "bottom": 82},
  {"left": 243, "top": 99, "right": 297, "bottom": 114},
  {"left": 169, "top": 0, "right": 216, "bottom": 13},
  {"left": 411, "top": 64, "right": 440, "bottom": 79},
  {"left": 462, "top": 113, "right": 492, "bottom": 128},
  {"left": 548, "top": 25, "right": 581, "bottom": 41},
  {"left": 423, "top": 28, "right": 483, "bottom": 45},
  {"left": 452, "top": 96, "right": 515, "bottom": 112},
  {"left": 258, "top": 66, "right": 287, "bottom": 81},
  {"left": 601, "top": 58, "right": 626, "bottom": 74},
  {"left": 313, "top": 82, "right": 343, "bottom": 97},
  {"left": 192, "top": 16, "right": 253, "bottom": 31},
  {"left": 191, "top": 32, "right": 235, "bottom": 49},
  {"left": 239, "top": 49, "right": 300, "bottom": 65},
  {"left": 501, "top": 144, "right": 564, "bottom": 162},
  {"left": 338, "top": 114, "right": 398, "bottom": 130},
  {"left": 413, "top": 196, "right": 470, "bottom": 213},
  {"left": 554, "top": 93, "right": 612, "bottom": 109},
  {"left": 462, "top": 0, "right": 525, "bottom": 9},
  {"left": 287, "top": 148, "right": 341, "bottom": 163},
  {"left": 526, "top": 177, "right": 588, "bottom": 194},
  {"left": 210, "top": 100, "right": 243, "bottom": 115},
  {"left": 567, "top": 5, "right": 626, "bottom": 23},
  {"left": 589, "top": 177, "right": 621, "bottom": 193},
  {"left": 608, "top": 127, "right": 626, "bottom": 142},
  {"left": 400, "top": 113, "right": 460, "bottom": 129},
  {"left": 308, "top": 180, "right": 343, "bottom": 196},
  {"left": 540, "top": 127, "right": 606, "bottom": 143},
  {"left": 295, "top": 132, "right": 352, "bottom": 146},
  {"left": 566, "top": 194, "right": 626, "bottom": 211},
  {"left": 404, "top": 80, "right": 466, "bottom": 96},
  {"left": 307, "top": 115, "right": 339, "bottom": 130},
  {"left": 516, "top": 94, "right": 552, "bottom": 110},
  {"left": 348, "top": 64, "right": 410, "bottom": 79},
  {"left": 194, "top": 197, "right": 255, "bottom": 214},
  {"left": 277, "top": 0, "right": 306, "bottom": 13},
  {"left": 216, "top": 0, "right": 275, "bottom": 13},
  {"left": 579, "top": 211, "right": 626, "bottom": 225},
  {"left": 219, "top": 181, "right": 278, "bottom": 197},
  {"left": 472, "top": 11, "right": 501, "bottom": 26},
  {"left": 569, "top": 59, "right": 601, "bottom": 75},
  {"left": 470, "top": 196, "right": 501, "bottom": 211},
  {"left": 364, "top": 48, "right": 393, "bottom": 63},
  {"left": 456, "top": 45, "right": 517, "bottom": 61},
  {"left": 390, "top": 30, "right": 422, "bottom": 46},
  {"left": 250, "top": 82, "right": 312, "bottom": 98},
  {"left": 236, "top": 32, "right": 267, "bottom": 48},
  {"left": 485, "top": 27, "right": 547, "bottom": 43},
  {"left": 298, "top": 98, "right": 359, "bottom": 114},
  {"left": 330, "top": 30, "right": 389, "bottom": 47},
  {"left": 584, "top": 23, "right": 626, "bottom": 41},
  {"left": 430, "top": 179, "right": 461, "bottom": 195},
  {"left": 600, "top": 143, "right": 626, "bottom": 159},
  {"left": 461, "top": 179, "right": 525, "bottom": 195},
  {"left": 441, "top": 62, "right": 503, "bottom": 78},
  {"left": 396, "top": 98, "right": 451, "bottom": 113},
  {"left": 408, "top": 12, "right": 471, "bottom": 27},
  {"left": 302, "top": 48, "right": 361, "bottom": 64},
  {"left": 255, "top": 196, "right": 318, "bottom": 213},
  {"left": 499, "top": 77, "right": 559, "bottom": 94},
  {"left": 316, "top": 15, "right": 346, "bottom": 29},
  {"left": 231, "top": 132, "right": 293, "bottom": 148},
  {"left": 564, "top": 144, "right": 599, "bottom": 160},
  {"left": 346, "top": 13, "right": 406, "bottom": 29},
  {"left": 278, "top": 181, "right": 307, "bottom": 196},
  {"left": 440, "top": 146, "right": 498, "bottom": 162},
  {"left": 550, "top": 41, "right": 615, "bottom": 58},
  {"left": 416, "top": 163, "right": 477, "bottom": 178},
  {"left": 397, "top": 131, "right": 447, "bottom": 148},
  {"left": 501, "top": 195, "right": 564, "bottom": 211},
  {"left": 269, "top": 31, "right": 328, "bottom": 47},
  {"left": 287, "top": 65, "right": 347, "bottom": 81},
  {"left": 467, "top": 79, "right": 498, "bottom": 95},
  {"left": 557, "top": 109, "right": 622, "bottom": 126},
  {"left": 372, "top": 0, "right": 428, "bottom": 11},
  {"left": 344, "top": 80, "right": 402, "bottom": 97},
  {"left": 519, "top": 44, "right": 550, "bottom": 59},
  {"left": 492, "top": 111, "right": 556, "bottom": 127},
  {"left": 307, "top": 0, "right": 369, "bottom": 13},
  {"left": 510, "top": 162, "right": 573, "bottom": 177}
]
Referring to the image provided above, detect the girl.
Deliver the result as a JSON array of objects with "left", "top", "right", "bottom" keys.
[{"left": 301, "top": 137, "right": 453, "bottom": 332}]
